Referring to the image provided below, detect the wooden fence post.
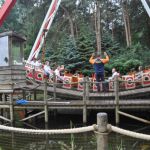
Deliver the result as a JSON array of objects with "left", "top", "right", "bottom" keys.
[
  {"left": 83, "top": 77, "right": 87, "bottom": 124},
  {"left": 9, "top": 93, "right": 14, "bottom": 123},
  {"left": 33, "top": 90, "right": 36, "bottom": 100},
  {"left": 44, "top": 78, "right": 48, "bottom": 123},
  {"left": 53, "top": 73, "right": 57, "bottom": 117},
  {"left": 114, "top": 77, "right": 120, "bottom": 126},
  {"left": 32, "top": 68, "right": 37, "bottom": 100},
  {"left": 53, "top": 73, "right": 56, "bottom": 101},
  {"left": 2, "top": 94, "right": 5, "bottom": 124},
  {"left": 22, "top": 89, "right": 25, "bottom": 99},
  {"left": 86, "top": 76, "right": 89, "bottom": 101},
  {"left": 3, "top": 94, "right": 8, "bottom": 122},
  {"left": 97, "top": 113, "right": 108, "bottom": 150}
]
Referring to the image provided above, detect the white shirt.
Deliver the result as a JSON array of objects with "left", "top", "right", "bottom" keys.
[
  {"left": 55, "top": 69, "right": 60, "bottom": 76},
  {"left": 35, "top": 61, "right": 42, "bottom": 67},
  {"left": 112, "top": 72, "right": 119, "bottom": 79},
  {"left": 135, "top": 71, "right": 143, "bottom": 80},
  {"left": 30, "top": 61, "right": 36, "bottom": 66},
  {"left": 54, "top": 68, "right": 64, "bottom": 81},
  {"left": 44, "top": 65, "right": 51, "bottom": 74},
  {"left": 109, "top": 72, "right": 119, "bottom": 80}
]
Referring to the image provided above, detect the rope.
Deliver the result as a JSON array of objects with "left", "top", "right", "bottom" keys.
[
  {"left": 0, "top": 124, "right": 96, "bottom": 135},
  {"left": 0, "top": 124, "right": 149, "bottom": 141},
  {"left": 94, "top": 131, "right": 109, "bottom": 135},
  {"left": 110, "top": 125, "right": 150, "bottom": 141}
]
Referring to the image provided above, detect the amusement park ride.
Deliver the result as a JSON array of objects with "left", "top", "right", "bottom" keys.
[{"left": 0, "top": 0, "right": 150, "bottom": 92}]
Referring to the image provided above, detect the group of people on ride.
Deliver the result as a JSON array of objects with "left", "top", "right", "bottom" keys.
[
  {"left": 30, "top": 58, "right": 42, "bottom": 67},
  {"left": 30, "top": 51, "right": 119, "bottom": 92},
  {"left": 29, "top": 51, "right": 147, "bottom": 92},
  {"left": 89, "top": 51, "right": 148, "bottom": 92},
  {"left": 30, "top": 58, "right": 64, "bottom": 81}
]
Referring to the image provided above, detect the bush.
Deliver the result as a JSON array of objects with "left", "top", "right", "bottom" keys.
[{"left": 123, "top": 59, "right": 142, "bottom": 72}]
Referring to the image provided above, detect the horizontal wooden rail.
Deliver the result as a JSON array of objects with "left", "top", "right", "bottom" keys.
[{"left": 118, "top": 111, "right": 150, "bottom": 124}]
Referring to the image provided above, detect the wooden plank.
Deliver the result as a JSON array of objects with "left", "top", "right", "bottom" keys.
[
  {"left": 0, "top": 99, "right": 148, "bottom": 106},
  {"left": 0, "top": 70, "right": 11, "bottom": 75},
  {"left": 0, "top": 31, "right": 26, "bottom": 41},
  {"left": 0, "top": 67, "right": 26, "bottom": 88},
  {"left": 0, "top": 115, "right": 11, "bottom": 122},
  {"left": 0, "top": 97, "right": 148, "bottom": 109},
  {"left": 20, "top": 111, "right": 44, "bottom": 121},
  {"left": 0, "top": 90, "right": 13, "bottom": 93},
  {"left": 0, "top": 85, "right": 12, "bottom": 90},
  {"left": 11, "top": 105, "right": 150, "bottom": 110},
  {"left": 12, "top": 76, "right": 26, "bottom": 80}
]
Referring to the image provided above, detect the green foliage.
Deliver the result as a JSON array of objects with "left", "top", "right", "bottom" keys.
[
  {"left": 106, "top": 55, "right": 142, "bottom": 75},
  {"left": 56, "top": 36, "right": 81, "bottom": 73},
  {"left": 105, "top": 41, "right": 149, "bottom": 75},
  {"left": 0, "top": 0, "right": 149, "bottom": 75},
  {"left": 124, "top": 59, "right": 142, "bottom": 71},
  {"left": 0, "top": 1, "right": 24, "bottom": 32},
  {"left": 58, "top": 121, "right": 83, "bottom": 150},
  {"left": 116, "top": 140, "right": 125, "bottom": 150},
  {"left": 129, "top": 0, "right": 150, "bottom": 47},
  {"left": 106, "top": 58, "right": 125, "bottom": 75},
  {"left": 76, "top": 23, "right": 95, "bottom": 75},
  {"left": 102, "top": 33, "right": 121, "bottom": 56}
]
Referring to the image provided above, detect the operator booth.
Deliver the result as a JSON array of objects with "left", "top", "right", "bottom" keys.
[
  {"left": 0, "top": 31, "right": 26, "bottom": 91},
  {"left": 0, "top": 31, "right": 25, "bottom": 66}
]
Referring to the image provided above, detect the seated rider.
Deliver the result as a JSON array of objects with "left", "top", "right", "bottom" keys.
[
  {"left": 35, "top": 59, "right": 42, "bottom": 68},
  {"left": 135, "top": 66, "right": 143, "bottom": 80},
  {"left": 108, "top": 68, "right": 120, "bottom": 80},
  {"left": 30, "top": 58, "right": 36, "bottom": 68},
  {"left": 43, "top": 61, "right": 53, "bottom": 78},
  {"left": 54, "top": 65, "right": 64, "bottom": 81}
]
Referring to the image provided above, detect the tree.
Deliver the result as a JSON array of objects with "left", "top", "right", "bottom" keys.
[
  {"left": 76, "top": 23, "right": 95, "bottom": 75},
  {"left": 0, "top": 1, "right": 24, "bottom": 32},
  {"left": 60, "top": 5, "right": 75, "bottom": 40},
  {"left": 58, "top": 36, "right": 81, "bottom": 73},
  {"left": 121, "top": 0, "right": 132, "bottom": 47},
  {"left": 1, "top": 0, "right": 149, "bottom": 74},
  {"left": 95, "top": 0, "right": 102, "bottom": 54}
]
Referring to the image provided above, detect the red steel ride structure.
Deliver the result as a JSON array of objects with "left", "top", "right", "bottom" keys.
[{"left": 0, "top": 0, "right": 16, "bottom": 27}]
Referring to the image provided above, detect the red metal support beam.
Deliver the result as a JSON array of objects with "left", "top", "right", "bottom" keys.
[{"left": 0, "top": 0, "right": 17, "bottom": 27}]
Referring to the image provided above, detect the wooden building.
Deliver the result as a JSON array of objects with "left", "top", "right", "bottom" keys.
[{"left": 0, "top": 31, "right": 26, "bottom": 92}]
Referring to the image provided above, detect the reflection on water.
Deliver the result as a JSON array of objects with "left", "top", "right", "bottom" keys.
[
  {"left": 0, "top": 113, "right": 150, "bottom": 150},
  {"left": 0, "top": 132, "right": 95, "bottom": 150}
]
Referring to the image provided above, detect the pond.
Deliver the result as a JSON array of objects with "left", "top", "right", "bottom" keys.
[{"left": 0, "top": 111, "right": 149, "bottom": 150}]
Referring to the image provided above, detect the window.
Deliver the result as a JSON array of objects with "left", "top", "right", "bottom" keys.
[{"left": 12, "top": 37, "right": 22, "bottom": 65}]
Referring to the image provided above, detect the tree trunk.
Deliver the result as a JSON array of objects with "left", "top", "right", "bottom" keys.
[
  {"left": 91, "top": 0, "right": 96, "bottom": 32},
  {"left": 96, "top": 0, "right": 102, "bottom": 54},
  {"left": 111, "top": 22, "right": 115, "bottom": 41},
  {"left": 122, "top": 6, "right": 130, "bottom": 47},
  {"left": 74, "top": 22, "right": 78, "bottom": 38},
  {"left": 121, "top": 0, "right": 132, "bottom": 47},
  {"left": 111, "top": 0, "right": 115, "bottom": 41},
  {"left": 126, "top": 8, "right": 132, "bottom": 46},
  {"left": 60, "top": 5, "right": 75, "bottom": 40}
]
